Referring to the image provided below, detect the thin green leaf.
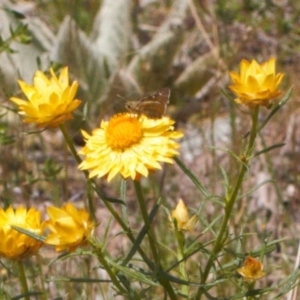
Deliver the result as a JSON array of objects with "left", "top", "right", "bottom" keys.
[
  {"left": 273, "top": 267, "right": 300, "bottom": 299},
  {"left": 220, "top": 165, "right": 229, "bottom": 187},
  {"left": 199, "top": 215, "right": 224, "bottom": 237},
  {"left": 220, "top": 88, "right": 234, "bottom": 101},
  {"left": 199, "top": 288, "right": 227, "bottom": 300},
  {"left": 231, "top": 288, "right": 272, "bottom": 300},
  {"left": 106, "top": 257, "right": 159, "bottom": 287},
  {"left": 122, "top": 201, "right": 160, "bottom": 267},
  {"left": 206, "top": 146, "right": 248, "bottom": 169},
  {"left": 229, "top": 238, "right": 282, "bottom": 258},
  {"left": 91, "top": 181, "right": 125, "bottom": 205},
  {"left": 48, "top": 249, "right": 93, "bottom": 266},
  {"left": 165, "top": 272, "right": 227, "bottom": 288},
  {"left": 49, "top": 277, "right": 111, "bottom": 283},
  {"left": 11, "top": 225, "right": 45, "bottom": 242},
  {"left": 12, "top": 291, "right": 44, "bottom": 300},
  {"left": 101, "top": 217, "right": 113, "bottom": 251},
  {"left": 257, "top": 87, "right": 293, "bottom": 133},
  {"left": 174, "top": 157, "right": 211, "bottom": 198},
  {"left": 237, "top": 179, "right": 274, "bottom": 200},
  {"left": 253, "top": 142, "right": 285, "bottom": 157},
  {"left": 0, "top": 133, "right": 15, "bottom": 145}
]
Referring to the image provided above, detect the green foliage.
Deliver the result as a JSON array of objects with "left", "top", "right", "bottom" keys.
[
  {"left": 0, "top": 121, "right": 14, "bottom": 145},
  {"left": 0, "top": 24, "right": 31, "bottom": 54},
  {"left": 42, "top": 158, "right": 62, "bottom": 181}
]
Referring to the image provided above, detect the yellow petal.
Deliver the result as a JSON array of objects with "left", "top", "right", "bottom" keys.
[
  {"left": 228, "top": 58, "right": 284, "bottom": 107},
  {"left": 10, "top": 67, "right": 81, "bottom": 128}
]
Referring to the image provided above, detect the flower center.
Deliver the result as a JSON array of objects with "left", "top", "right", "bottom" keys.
[{"left": 106, "top": 114, "right": 142, "bottom": 150}]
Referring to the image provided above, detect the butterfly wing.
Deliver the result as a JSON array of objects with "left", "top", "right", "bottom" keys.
[
  {"left": 139, "top": 88, "right": 170, "bottom": 105},
  {"left": 126, "top": 88, "right": 170, "bottom": 119},
  {"left": 136, "top": 101, "right": 166, "bottom": 118}
]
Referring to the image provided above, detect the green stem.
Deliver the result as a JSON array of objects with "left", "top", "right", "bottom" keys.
[
  {"left": 133, "top": 181, "right": 177, "bottom": 299},
  {"left": 86, "top": 180, "right": 96, "bottom": 222},
  {"left": 196, "top": 106, "right": 259, "bottom": 299},
  {"left": 59, "top": 124, "right": 177, "bottom": 299},
  {"left": 133, "top": 180, "right": 160, "bottom": 265},
  {"left": 36, "top": 256, "right": 47, "bottom": 300},
  {"left": 59, "top": 124, "right": 83, "bottom": 166},
  {"left": 244, "top": 281, "right": 256, "bottom": 300},
  {"left": 59, "top": 124, "right": 97, "bottom": 219},
  {"left": 175, "top": 229, "right": 189, "bottom": 297},
  {"left": 95, "top": 248, "right": 128, "bottom": 294},
  {"left": 17, "top": 260, "right": 30, "bottom": 300}
]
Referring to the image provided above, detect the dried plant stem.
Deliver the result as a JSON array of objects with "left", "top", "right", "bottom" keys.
[
  {"left": 187, "top": 0, "right": 226, "bottom": 72},
  {"left": 187, "top": 0, "right": 218, "bottom": 58}
]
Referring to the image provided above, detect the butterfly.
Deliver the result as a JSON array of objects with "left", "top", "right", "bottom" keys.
[{"left": 125, "top": 88, "right": 170, "bottom": 119}]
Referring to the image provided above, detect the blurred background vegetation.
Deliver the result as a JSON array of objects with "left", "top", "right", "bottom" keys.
[
  {"left": 2, "top": 0, "right": 300, "bottom": 120},
  {"left": 1, "top": 0, "right": 300, "bottom": 299}
]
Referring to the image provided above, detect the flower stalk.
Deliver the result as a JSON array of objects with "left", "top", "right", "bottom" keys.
[
  {"left": 133, "top": 180, "right": 160, "bottom": 265},
  {"left": 133, "top": 180, "right": 178, "bottom": 299},
  {"left": 36, "top": 256, "right": 47, "bottom": 300},
  {"left": 17, "top": 260, "right": 30, "bottom": 300},
  {"left": 197, "top": 106, "right": 259, "bottom": 299},
  {"left": 174, "top": 227, "right": 189, "bottom": 297},
  {"left": 59, "top": 124, "right": 97, "bottom": 221},
  {"left": 93, "top": 246, "right": 128, "bottom": 295}
]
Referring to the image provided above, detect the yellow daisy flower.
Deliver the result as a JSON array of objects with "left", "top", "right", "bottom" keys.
[
  {"left": 237, "top": 256, "right": 266, "bottom": 282},
  {"left": 10, "top": 67, "right": 81, "bottom": 128},
  {"left": 0, "top": 206, "right": 43, "bottom": 260},
  {"left": 229, "top": 58, "right": 284, "bottom": 107},
  {"left": 78, "top": 113, "right": 183, "bottom": 182},
  {"left": 170, "top": 199, "right": 197, "bottom": 231},
  {"left": 44, "top": 203, "right": 94, "bottom": 252}
]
